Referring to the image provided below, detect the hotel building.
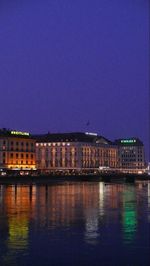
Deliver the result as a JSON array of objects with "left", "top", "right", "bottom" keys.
[
  {"left": 114, "top": 138, "right": 145, "bottom": 174},
  {"left": 0, "top": 129, "right": 36, "bottom": 172},
  {"left": 34, "top": 132, "right": 117, "bottom": 173},
  {"left": 0, "top": 129, "right": 146, "bottom": 175}
]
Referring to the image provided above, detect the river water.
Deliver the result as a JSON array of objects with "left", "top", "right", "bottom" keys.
[{"left": 0, "top": 180, "right": 149, "bottom": 266}]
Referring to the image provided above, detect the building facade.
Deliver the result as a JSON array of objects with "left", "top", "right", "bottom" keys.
[
  {"left": 35, "top": 132, "right": 118, "bottom": 173},
  {"left": 114, "top": 138, "right": 145, "bottom": 174},
  {"left": 0, "top": 129, "right": 36, "bottom": 172},
  {"left": 0, "top": 129, "right": 145, "bottom": 175}
]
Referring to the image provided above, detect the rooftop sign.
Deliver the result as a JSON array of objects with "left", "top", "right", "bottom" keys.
[
  {"left": 120, "top": 139, "right": 136, "bottom": 144},
  {"left": 11, "top": 131, "right": 30, "bottom": 136},
  {"left": 85, "top": 132, "right": 98, "bottom": 136}
]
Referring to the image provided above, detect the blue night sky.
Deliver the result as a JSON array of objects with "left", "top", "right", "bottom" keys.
[{"left": 0, "top": 1, "right": 149, "bottom": 155}]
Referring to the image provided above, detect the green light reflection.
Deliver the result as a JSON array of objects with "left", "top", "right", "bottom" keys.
[{"left": 122, "top": 190, "right": 137, "bottom": 244}]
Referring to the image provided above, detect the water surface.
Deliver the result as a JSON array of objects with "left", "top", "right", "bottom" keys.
[{"left": 0, "top": 180, "right": 149, "bottom": 266}]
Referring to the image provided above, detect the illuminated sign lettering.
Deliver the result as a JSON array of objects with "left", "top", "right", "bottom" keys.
[
  {"left": 85, "top": 132, "right": 98, "bottom": 136},
  {"left": 120, "top": 139, "right": 136, "bottom": 144},
  {"left": 11, "top": 131, "right": 30, "bottom": 136}
]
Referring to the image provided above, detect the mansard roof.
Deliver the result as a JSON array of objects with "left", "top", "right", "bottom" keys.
[{"left": 33, "top": 132, "right": 113, "bottom": 145}]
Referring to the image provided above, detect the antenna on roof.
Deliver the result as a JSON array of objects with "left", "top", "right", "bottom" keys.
[
  {"left": 86, "top": 120, "right": 90, "bottom": 132},
  {"left": 86, "top": 120, "right": 90, "bottom": 127}
]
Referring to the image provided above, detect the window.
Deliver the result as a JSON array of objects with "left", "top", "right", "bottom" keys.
[{"left": 16, "top": 153, "right": 18, "bottom": 158}]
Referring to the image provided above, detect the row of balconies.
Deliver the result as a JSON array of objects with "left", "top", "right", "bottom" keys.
[{"left": 0, "top": 148, "right": 35, "bottom": 152}]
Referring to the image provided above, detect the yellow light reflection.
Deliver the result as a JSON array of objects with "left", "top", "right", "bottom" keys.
[{"left": 7, "top": 216, "right": 29, "bottom": 250}]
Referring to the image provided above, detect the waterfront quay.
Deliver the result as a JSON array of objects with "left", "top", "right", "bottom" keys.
[
  {"left": 0, "top": 174, "right": 149, "bottom": 187},
  {"left": 0, "top": 128, "right": 147, "bottom": 177}
]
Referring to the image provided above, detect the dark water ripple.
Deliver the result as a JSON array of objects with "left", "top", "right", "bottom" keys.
[{"left": 0, "top": 180, "right": 149, "bottom": 266}]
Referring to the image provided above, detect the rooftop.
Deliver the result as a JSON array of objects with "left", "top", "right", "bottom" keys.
[
  {"left": 0, "top": 129, "right": 31, "bottom": 138},
  {"left": 114, "top": 138, "right": 143, "bottom": 146},
  {"left": 33, "top": 132, "right": 113, "bottom": 145}
]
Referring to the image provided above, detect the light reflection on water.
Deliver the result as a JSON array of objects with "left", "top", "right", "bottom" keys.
[
  {"left": 0, "top": 181, "right": 150, "bottom": 266},
  {"left": 122, "top": 189, "right": 137, "bottom": 244}
]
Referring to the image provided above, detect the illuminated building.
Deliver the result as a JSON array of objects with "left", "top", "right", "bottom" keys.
[
  {"left": 0, "top": 128, "right": 145, "bottom": 174},
  {"left": 34, "top": 132, "right": 117, "bottom": 173},
  {"left": 0, "top": 129, "right": 36, "bottom": 172},
  {"left": 114, "top": 138, "right": 145, "bottom": 174}
]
